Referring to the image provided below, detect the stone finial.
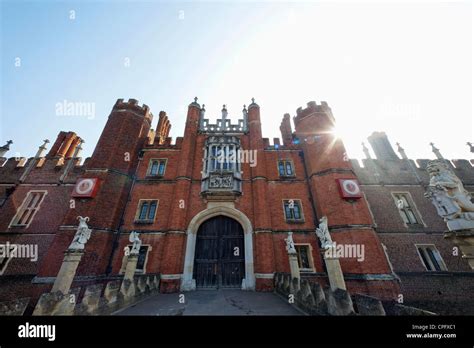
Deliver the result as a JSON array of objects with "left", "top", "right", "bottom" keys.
[
  {"left": 40, "top": 139, "right": 50, "bottom": 149},
  {"left": 467, "top": 142, "right": 474, "bottom": 153},
  {"left": 248, "top": 97, "right": 259, "bottom": 109},
  {"left": 35, "top": 139, "right": 50, "bottom": 158},
  {"left": 75, "top": 139, "right": 84, "bottom": 158},
  {"left": 243, "top": 104, "right": 247, "bottom": 111},
  {"left": 430, "top": 142, "right": 444, "bottom": 159},
  {"left": 189, "top": 96, "right": 200, "bottom": 107},
  {"left": 0, "top": 140, "right": 13, "bottom": 157},
  {"left": 221, "top": 104, "right": 228, "bottom": 122},
  {"left": 361, "top": 142, "right": 371, "bottom": 159},
  {"left": 201, "top": 104, "right": 206, "bottom": 111},
  {"left": 396, "top": 142, "right": 408, "bottom": 160}
]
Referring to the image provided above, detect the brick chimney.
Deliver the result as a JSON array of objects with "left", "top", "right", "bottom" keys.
[
  {"left": 367, "top": 132, "right": 399, "bottom": 160},
  {"left": 155, "top": 111, "right": 171, "bottom": 145},
  {"left": 280, "top": 113, "right": 293, "bottom": 146},
  {"left": 47, "top": 131, "right": 82, "bottom": 159}
]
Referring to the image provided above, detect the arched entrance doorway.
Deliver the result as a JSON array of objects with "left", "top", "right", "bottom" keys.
[
  {"left": 181, "top": 206, "right": 255, "bottom": 291},
  {"left": 193, "top": 216, "right": 245, "bottom": 289}
]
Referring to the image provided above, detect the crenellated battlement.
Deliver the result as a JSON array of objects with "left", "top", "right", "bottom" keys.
[
  {"left": 144, "top": 136, "right": 184, "bottom": 150},
  {"left": 262, "top": 137, "right": 300, "bottom": 151},
  {"left": 294, "top": 100, "right": 334, "bottom": 126},
  {"left": 351, "top": 157, "right": 474, "bottom": 186},
  {"left": 113, "top": 98, "right": 153, "bottom": 120},
  {"left": 353, "top": 131, "right": 474, "bottom": 186},
  {"left": 0, "top": 156, "right": 89, "bottom": 184}
]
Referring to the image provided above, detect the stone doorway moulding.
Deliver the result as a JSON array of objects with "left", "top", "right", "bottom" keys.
[{"left": 180, "top": 206, "right": 255, "bottom": 291}]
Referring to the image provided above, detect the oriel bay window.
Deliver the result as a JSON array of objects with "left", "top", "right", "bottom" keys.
[
  {"left": 201, "top": 136, "right": 242, "bottom": 195},
  {"left": 206, "top": 144, "right": 238, "bottom": 172},
  {"left": 135, "top": 199, "right": 158, "bottom": 223}
]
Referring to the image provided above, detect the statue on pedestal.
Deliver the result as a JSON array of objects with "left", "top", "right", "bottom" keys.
[
  {"left": 316, "top": 216, "right": 334, "bottom": 250},
  {"left": 68, "top": 216, "right": 91, "bottom": 250},
  {"left": 129, "top": 231, "right": 142, "bottom": 255},
  {"left": 284, "top": 232, "right": 296, "bottom": 254},
  {"left": 425, "top": 160, "right": 474, "bottom": 230}
]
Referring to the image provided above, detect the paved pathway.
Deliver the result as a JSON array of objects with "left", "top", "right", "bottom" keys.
[{"left": 115, "top": 289, "right": 303, "bottom": 316}]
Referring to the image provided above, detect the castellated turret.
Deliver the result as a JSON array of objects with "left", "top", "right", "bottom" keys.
[{"left": 291, "top": 101, "right": 400, "bottom": 299}]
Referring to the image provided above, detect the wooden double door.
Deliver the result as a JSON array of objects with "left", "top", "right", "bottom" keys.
[{"left": 193, "top": 216, "right": 245, "bottom": 289}]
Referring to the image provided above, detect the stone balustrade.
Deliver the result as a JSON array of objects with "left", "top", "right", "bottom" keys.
[
  {"left": 25, "top": 274, "right": 160, "bottom": 316},
  {"left": 273, "top": 272, "right": 436, "bottom": 316}
]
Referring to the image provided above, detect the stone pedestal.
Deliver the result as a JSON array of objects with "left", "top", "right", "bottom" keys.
[
  {"left": 120, "top": 254, "right": 138, "bottom": 299},
  {"left": 444, "top": 229, "right": 474, "bottom": 270},
  {"left": 288, "top": 253, "right": 300, "bottom": 280},
  {"left": 51, "top": 250, "right": 84, "bottom": 294},
  {"left": 123, "top": 254, "right": 139, "bottom": 281},
  {"left": 323, "top": 253, "right": 347, "bottom": 291}
]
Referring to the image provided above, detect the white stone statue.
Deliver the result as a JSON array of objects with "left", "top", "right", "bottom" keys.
[
  {"left": 68, "top": 216, "right": 91, "bottom": 250},
  {"left": 425, "top": 160, "right": 474, "bottom": 230},
  {"left": 316, "top": 216, "right": 333, "bottom": 250},
  {"left": 129, "top": 231, "right": 142, "bottom": 255},
  {"left": 284, "top": 232, "right": 296, "bottom": 254}
]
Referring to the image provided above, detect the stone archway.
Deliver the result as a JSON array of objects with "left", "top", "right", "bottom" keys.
[{"left": 180, "top": 206, "right": 255, "bottom": 291}]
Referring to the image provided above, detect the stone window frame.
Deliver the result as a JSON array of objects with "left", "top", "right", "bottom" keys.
[
  {"left": 146, "top": 158, "right": 167, "bottom": 177},
  {"left": 205, "top": 143, "right": 240, "bottom": 173},
  {"left": 134, "top": 199, "right": 159, "bottom": 224},
  {"left": 415, "top": 244, "right": 447, "bottom": 271},
  {"left": 294, "top": 243, "right": 315, "bottom": 272},
  {"left": 282, "top": 199, "right": 305, "bottom": 223},
  {"left": 9, "top": 190, "right": 48, "bottom": 228},
  {"left": 277, "top": 159, "right": 296, "bottom": 178},
  {"left": 391, "top": 191, "right": 426, "bottom": 228},
  {"left": 120, "top": 244, "right": 152, "bottom": 274}
]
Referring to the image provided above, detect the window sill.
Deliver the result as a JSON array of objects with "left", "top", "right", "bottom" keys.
[
  {"left": 300, "top": 269, "right": 315, "bottom": 273},
  {"left": 285, "top": 219, "right": 305, "bottom": 224},
  {"left": 405, "top": 223, "right": 425, "bottom": 229},
  {"left": 209, "top": 170, "right": 235, "bottom": 174},
  {"left": 134, "top": 220, "right": 154, "bottom": 224}
]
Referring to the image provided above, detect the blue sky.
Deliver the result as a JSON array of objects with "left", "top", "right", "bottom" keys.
[{"left": 1, "top": 0, "right": 472, "bottom": 161}]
